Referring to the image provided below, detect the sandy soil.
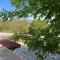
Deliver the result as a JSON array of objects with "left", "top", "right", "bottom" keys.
[{"left": 0, "top": 32, "right": 13, "bottom": 37}]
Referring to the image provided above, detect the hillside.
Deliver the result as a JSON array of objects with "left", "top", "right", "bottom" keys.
[{"left": 0, "top": 19, "right": 30, "bottom": 33}]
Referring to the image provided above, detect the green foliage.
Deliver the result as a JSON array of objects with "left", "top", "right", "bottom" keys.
[
  {"left": 9, "top": 0, "right": 60, "bottom": 20},
  {"left": 12, "top": 19, "right": 60, "bottom": 60},
  {"left": 11, "top": 20, "right": 47, "bottom": 59},
  {"left": 0, "top": 0, "right": 60, "bottom": 21},
  {"left": 11, "top": 32, "right": 21, "bottom": 41},
  {"left": 0, "top": 0, "right": 60, "bottom": 60}
]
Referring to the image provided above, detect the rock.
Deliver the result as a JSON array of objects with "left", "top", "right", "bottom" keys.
[{"left": 0, "top": 47, "right": 24, "bottom": 60}]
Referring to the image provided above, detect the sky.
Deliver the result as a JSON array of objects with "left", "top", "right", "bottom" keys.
[{"left": 0, "top": 0, "right": 15, "bottom": 11}]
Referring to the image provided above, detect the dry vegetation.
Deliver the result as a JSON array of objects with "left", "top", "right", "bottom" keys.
[{"left": 0, "top": 19, "right": 30, "bottom": 33}]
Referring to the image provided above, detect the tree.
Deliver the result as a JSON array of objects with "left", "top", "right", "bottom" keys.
[
  {"left": 0, "top": 0, "right": 60, "bottom": 60},
  {"left": 0, "top": 0, "right": 60, "bottom": 21},
  {"left": 9, "top": 0, "right": 60, "bottom": 20}
]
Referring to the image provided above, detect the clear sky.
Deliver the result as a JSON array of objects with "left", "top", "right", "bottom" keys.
[{"left": 0, "top": 0, "right": 15, "bottom": 11}]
